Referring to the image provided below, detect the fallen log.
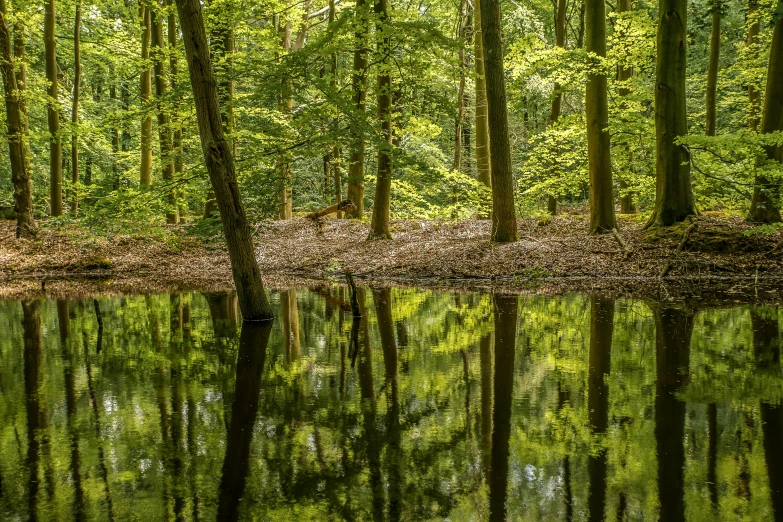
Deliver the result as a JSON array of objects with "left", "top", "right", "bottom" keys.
[{"left": 306, "top": 199, "right": 356, "bottom": 220}]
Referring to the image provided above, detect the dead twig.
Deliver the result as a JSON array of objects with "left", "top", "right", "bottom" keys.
[
  {"left": 659, "top": 222, "right": 698, "bottom": 279},
  {"left": 612, "top": 228, "right": 632, "bottom": 259}
]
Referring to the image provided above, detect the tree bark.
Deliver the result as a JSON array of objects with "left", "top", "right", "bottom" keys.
[
  {"left": 140, "top": 3, "right": 153, "bottom": 187},
  {"left": 174, "top": 0, "right": 274, "bottom": 320},
  {"left": 330, "top": 0, "right": 343, "bottom": 218},
  {"left": 151, "top": 0, "right": 178, "bottom": 224},
  {"left": 347, "top": 0, "right": 369, "bottom": 218},
  {"left": 586, "top": 0, "right": 616, "bottom": 233},
  {"left": 618, "top": 0, "right": 637, "bottom": 214},
  {"left": 480, "top": 0, "right": 518, "bottom": 242},
  {"left": 455, "top": 0, "right": 468, "bottom": 173},
  {"left": 706, "top": 0, "right": 721, "bottom": 137},
  {"left": 368, "top": 0, "right": 393, "bottom": 239},
  {"left": 110, "top": 79, "right": 120, "bottom": 190},
  {"left": 71, "top": 0, "right": 81, "bottom": 213},
  {"left": 45, "top": 0, "right": 63, "bottom": 215},
  {"left": 547, "top": 0, "right": 566, "bottom": 216},
  {"left": 747, "top": 0, "right": 761, "bottom": 133},
  {"left": 748, "top": 2, "right": 783, "bottom": 223},
  {"left": 168, "top": 0, "right": 186, "bottom": 218},
  {"left": 0, "top": 0, "right": 34, "bottom": 237},
  {"left": 474, "top": 0, "right": 491, "bottom": 196},
  {"left": 276, "top": 19, "right": 294, "bottom": 220},
  {"left": 646, "top": 0, "right": 696, "bottom": 227}
]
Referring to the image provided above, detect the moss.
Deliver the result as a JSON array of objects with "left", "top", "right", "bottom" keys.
[
  {"left": 642, "top": 221, "right": 691, "bottom": 244},
  {"left": 78, "top": 255, "right": 114, "bottom": 270}
]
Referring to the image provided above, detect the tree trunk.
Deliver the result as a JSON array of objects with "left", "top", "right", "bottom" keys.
[
  {"left": 330, "top": 0, "right": 343, "bottom": 218},
  {"left": 747, "top": 0, "right": 761, "bottom": 132},
  {"left": 168, "top": 0, "right": 186, "bottom": 218},
  {"left": 480, "top": 0, "right": 518, "bottom": 242},
  {"left": 646, "top": 0, "right": 696, "bottom": 227},
  {"left": 547, "top": 0, "right": 566, "bottom": 216},
  {"left": 0, "top": 0, "right": 34, "bottom": 237},
  {"left": 706, "top": 0, "right": 721, "bottom": 137},
  {"left": 586, "top": 0, "right": 616, "bottom": 233},
  {"left": 748, "top": 2, "right": 783, "bottom": 223},
  {"left": 174, "top": 0, "right": 274, "bottom": 320},
  {"left": 618, "top": 0, "right": 637, "bottom": 214},
  {"left": 140, "top": 4, "right": 153, "bottom": 187},
  {"left": 45, "top": 0, "right": 63, "bottom": 215},
  {"left": 454, "top": 0, "right": 468, "bottom": 173},
  {"left": 151, "top": 0, "right": 178, "bottom": 224},
  {"left": 110, "top": 79, "right": 120, "bottom": 190},
  {"left": 276, "top": 20, "right": 294, "bottom": 220},
  {"left": 474, "top": 0, "right": 491, "bottom": 196},
  {"left": 71, "top": 0, "right": 81, "bottom": 213},
  {"left": 368, "top": 0, "right": 393, "bottom": 239},
  {"left": 347, "top": 0, "right": 369, "bottom": 219}
]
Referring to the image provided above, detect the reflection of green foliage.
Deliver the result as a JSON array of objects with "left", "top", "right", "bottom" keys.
[{"left": 0, "top": 292, "right": 781, "bottom": 520}]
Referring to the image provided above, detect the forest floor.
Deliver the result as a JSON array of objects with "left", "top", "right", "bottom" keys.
[{"left": 1, "top": 213, "right": 782, "bottom": 303}]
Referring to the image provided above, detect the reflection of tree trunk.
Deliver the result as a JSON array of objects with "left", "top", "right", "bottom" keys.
[
  {"left": 587, "top": 297, "right": 613, "bottom": 522},
  {"left": 23, "top": 300, "right": 45, "bottom": 522},
  {"left": 356, "top": 289, "right": 384, "bottom": 521},
  {"left": 752, "top": 308, "right": 783, "bottom": 521},
  {"left": 281, "top": 289, "right": 301, "bottom": 362},
  {"left": 60, "top": 301, "right": 86, "bottom": 521},
  {"left": 170, "top": 364, "right": 186, "bottom": 520},
  {"left": 707, "top": 402, "right": 718, "bottom": 510},
  {"left": 489, "top": 294, "right": 517, "bottom": 521},
  {"left": 559, "top": 383, "right": 572, "bottom": 522},
  {"left": 374, "top": 288, "right": 402, "bottom": 522},
  {"left": 480, "top": 332, "right": 493, "bottom": 482},
  {"left": 654, "top": 306, "right": 694, "bottom": 522},
  {"left": 217, "top": 323, "right": 272, "bottom": 522}
]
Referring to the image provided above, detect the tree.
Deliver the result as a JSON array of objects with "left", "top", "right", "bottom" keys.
[
  {"left": 174, "top": 0, "right": 274, "bottom": 320},
  {"left": 45, "top": 0, "right": 63, "bottom": 215},
  {"left": 617, "top": 0, "right": 637, "bottom": 214},
  {"left": 646, "top": 1, "right": 696, "bottom": 227},
  {"left": 140, "top": 2, "right": 153, "bottom": 188},
  {"left": 368, "top": 0, "right": 393, "bottom": 239},
  {"left": 347, "top": 0, "right": 370, "bottom": 219},
  {"left": 748, "top": 2, "right": 783, "bottom": 223},
  {"left": 547, "top": 0, "right": 566, "bottom": 216},
  {"left": 705, "top": 0, "right": 721, "bottom": 137},
  {"left": 0, "top": 0, "right": 34, "bottom": 237},
  {"left": 474, "top": 0, "right": 491, "bottom": 196},
  {"left": 71, "top": 0, "right": 82, "bottom": 213},
  {"left": 480, "top": 0, "right": 517, "bottom": 242},
  {"left": 329, "top": 0, "right": 343, "bottom": 218},
  {"left": 585, "top": 0, "right": 615, "bottom": 233}
]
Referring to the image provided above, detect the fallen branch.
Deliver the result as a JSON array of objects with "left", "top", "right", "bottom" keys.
[
  {"left": 612, "top": 228, "right": 632, "bottom": 259},
  {"left": 659, "top": 222, "right": 698, "bottom": 279},
  {"left": 306, "top": 199, "right": 356, "bottom": 220}
]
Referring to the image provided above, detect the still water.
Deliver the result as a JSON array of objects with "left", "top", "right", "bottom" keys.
[{"left": 0, "top": 288, "right": 781, "bottom": 521}]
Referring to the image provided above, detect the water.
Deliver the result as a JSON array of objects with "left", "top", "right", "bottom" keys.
[{"left": 0, "top": 288, "right": 781, "bottom": 521}]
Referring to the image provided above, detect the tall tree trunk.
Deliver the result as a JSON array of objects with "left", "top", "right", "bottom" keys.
[
  {"left": 747, "top": 0, "right": 761, "bottom": 133},
  {"left": 748, "top": 2, "right": 783, "bottom": 223},
  {"left": 151, "top": 0, "right": 178, "bottom": 224},
  {"left": 646, "top": 0, "right": 696, "bottom": 227},
  {"left": 706, "top": 0, "right": 721, "bottom": 137},
  {"left": 174, "top": 0, "right": 274, "bottom": 320},
  {"left": 168, "top": 0, "right": 185, "bottom": 219},
  {"left": 586, "top": 0, "right": 616, "bottom": 233},
  {"left": 368, "top": 0, "right": 393, "bottom": 239},
  {"left": 547, "top": 0, "right": 566, "bottom": 216},
  {"left": 474, "top": 0, "right": 491, "bottom": 197},
  {"left": 617, "top": 0, "right": 637, "bottom": 214},
  {"left": 330, "top": 0, "right": 343, "bottom": 218},
  {"left": 347, "top": 0, "right": 369, "bottom": 218},
  {"left": 480, "top": 0, "right": 518, "bottom": 242},
  {"left": 140, "top": 3, "right": 153, "bottom": 187},
  {"left": 577, "top": 0, "right": 585, "bottom": 48},
  {"left": 45, "top": 0, "right": 63, "bottom": 215},
  {"left": 0, "top": 2, "right": 35, "bottom": 237},
  {"left": 276, "top": 20, "right": 294, "bottom": 220},
  {"left": 110, "top": 79, "right": 120, "bottom": 190},
  {"left": 455, "top": 0, "right": 468, "bottom": 173},
  {"left": 71, "top": 0, "right": 81, "bottom": 213}
]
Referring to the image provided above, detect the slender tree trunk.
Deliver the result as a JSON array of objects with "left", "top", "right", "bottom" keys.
[
  {"left": 368, "top": 0, "right": 393, "bottom": 239},
  {"left": 45, "top": 0, "right": 63, "bottom": 215},
  {"left": 547, "top": 0, "right": 566, "bottom": 216},
  {"left": 578, "top": 0, "right": 585, "bottom": 48},
  {"left": 480, "top": 0, "right": 518, "bottom": 242},
  {"left": 151, "top": 0, "right": 178, "bottom": 224},
  {"left": 706, "top": 0, "right": 721, "bottom": 137},
  {"left": 455, "top": 0, "right": 468, "bottom": 173},
  {"left": 617, "top": 0, "right": 637, "bottom": 214},
  {"left": 646, "top": 0, "right": 696, "bottom": 227},
  {"left": 168, "top": 0, "right": 185, "bottom": 219},
  {"left": 586, "top": 0, "right": 616, "bottom": 233},
  {"left": 174, "top": 0, "right": 274, "bottom": 320},
  {"left": 0, "top": 2, "right": 35, "bottom": 237},
  {"left": 330, "top": 0, "right": 343, "bottom": 218},
  {"left": 748, "top": 2, "right": 783, "bottom": 223},
  {"left": 747, "top": 0, "right": 761, "bottom": 133},
  {"left": 140, "top": 4, "right": 153, "bottom": 187},
  {"left": 347, "top": 0, "right": 369, "bottom": 219},
  {"left": 110, "top": 79, "right": 120, "bottom": 190},
  {"left": 474, "top": 0, "right": 491, "bottom": 196},
  {"left": 276, "top": 20, "right": 294, "bottom": 220},
  {"left": 71, "top": 0, "right": 81, "bottom": 213}
]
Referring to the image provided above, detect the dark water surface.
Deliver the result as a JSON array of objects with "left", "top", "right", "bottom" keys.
[{"left": 1, "top": 289, "right": 782, "bottom": 521}]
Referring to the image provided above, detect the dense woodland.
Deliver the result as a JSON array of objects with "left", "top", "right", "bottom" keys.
[{"left": 2, "top": 0, "right": 783, "bottom": 241}]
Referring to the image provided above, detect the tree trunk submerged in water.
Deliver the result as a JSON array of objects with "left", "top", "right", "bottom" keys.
[
  {"left": 479, "top": 0, "right": 517, "bottom": 242},
  {"left": 174, "top": 0, "right": 273, "bottom": 320}
]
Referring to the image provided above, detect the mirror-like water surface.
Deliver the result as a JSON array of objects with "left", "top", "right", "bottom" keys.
[{"left": 0, "top": 289, "right": 781, "bottom": 521}]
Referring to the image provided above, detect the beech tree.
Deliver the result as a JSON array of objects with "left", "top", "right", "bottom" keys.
[
  {"left": 45, "top": 0, "right": 62, "bottom": 215},
  {"left": 139, "top": 3, "right": 153, "bottom": 188},
  {"left": 347, "top": 0, "right": 370, "bottom": 219},
  {"left": 705, "top": 0, "right": 721, "bottom": 137},
  {"left": 173, "top": 0, "right": 273, "bottom": 320},
  {"left": 474, "top": 0, "right": 490, "bottom": 193}
]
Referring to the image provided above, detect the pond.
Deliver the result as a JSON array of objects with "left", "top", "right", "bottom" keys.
[{"left": 0, "top": 288, "right": 781, "bottom": 521}]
